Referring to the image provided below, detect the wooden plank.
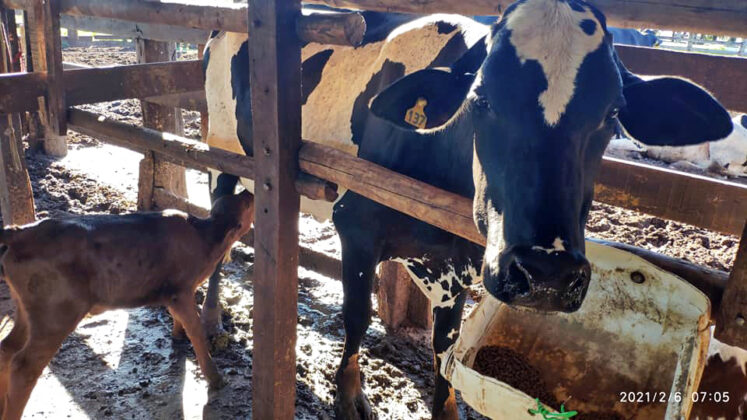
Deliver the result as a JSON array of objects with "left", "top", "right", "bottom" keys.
[
  {"left": 715, "top": 224, "right": 747, "bottom": 348},
  {"left": 137, "top": 151, "right": 155, "bottom": 211},
  {"left": 64, "top": 60, "right": 204, "bottom": 107},
  {"left": 21, "top": 9, "right": 45, "bottom": 152},
  {"left": 304, "top": 0, "right": 747, "bottom": 37},
  {"left": 0, "top": 113, "right": 35, "bottom": 226},
  {"left": 67, "top": 109, "right": 254, "bottom": 178},
  {"left": 296, "top": 10, "right": 364, "bottom": 47},
  {"left": 4, "top": 0, "right": 747, "bottom": 37},
  {"left": 299, "top": 141, "right": 484, "bottom": 245},
  {"left": 60, "top": 14, "right": 210, "bottom": 44},
  {"left": 595, "top": 157, "right": 747, "bottom": 237},
  {"left": 0, "top": 70, "right": 45, "bottom": 115},
  {"left": 248, "top": 0, "right": 302, "bottom": 416},
  {"left": 3, "top": 0, "right": 365, "bottom": 46},
  {"left": 0, "top": 7, "right": 35, "bottom": 226},
  {"left": 377, "top": 261, "right": 431, "bottom": 332},
  {"left": 136, "top": 39, "right": 187, "bottom": 200},
  {"left": 31, "top": 0, "right": 67, "bottom": 156},
  {"left": 616, "top": 45, "right": 747, "bottom": 114}
]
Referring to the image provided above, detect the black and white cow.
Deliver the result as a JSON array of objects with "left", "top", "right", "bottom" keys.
[
  {"left": 203, "top": 1, "right": 732, "bottom": 418},
  {"left": 607, "top": 27, "right": 660, "bottom": 47}
]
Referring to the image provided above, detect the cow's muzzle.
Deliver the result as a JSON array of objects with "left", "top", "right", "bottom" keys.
[{"left": 483, "top": 246, "right": 591, "bottom": 312}]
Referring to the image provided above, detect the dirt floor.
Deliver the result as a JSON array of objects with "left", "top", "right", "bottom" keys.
[{"left": 0, "top": 46, "right": 741, "bottom": 419}]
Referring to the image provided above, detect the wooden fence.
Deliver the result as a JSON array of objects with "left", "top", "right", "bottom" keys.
[{"left": 0, "top": 0, "right": 745, "bottom": 417}]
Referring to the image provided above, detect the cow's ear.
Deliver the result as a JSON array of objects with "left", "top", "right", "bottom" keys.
[
  {"left": 369, "top": 68, "right": 475, "bottom": 130},
  {"left": 619, "top": 77, "right": 732, "bottom": 146}
]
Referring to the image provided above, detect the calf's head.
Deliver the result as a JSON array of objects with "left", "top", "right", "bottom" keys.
[
  {"left": 369, "top": 0, "right": 731, "bottom": 312},
  {"left": 210, "top": 190, "right": 255, "bottom": 240}
]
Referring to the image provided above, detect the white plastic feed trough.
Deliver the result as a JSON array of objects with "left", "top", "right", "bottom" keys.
[{"left": 441, "top": 241, "right": 711, "bottom": 419}]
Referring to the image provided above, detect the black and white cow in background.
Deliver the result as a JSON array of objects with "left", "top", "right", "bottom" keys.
[
  {"left": 607, "top": 27, "right": 660, "bottom": 47},
  {"left": 203, "top": 1, "right": 732, "bottom": 418}
]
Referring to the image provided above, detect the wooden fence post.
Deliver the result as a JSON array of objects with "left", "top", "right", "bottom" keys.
[
  {"left": 21, "top": 10, "right": 45, "bottom": 152},
  {"left": 30, "top": 0, "right": 67, "bottom": 157},
  {"left": 135, "top": 38, "right": 187, "bottom": 211},
  {"left": 377, "top": 262, "right": 432, "bottom": 332},
  {"left": 248, "top": 0, "right": 302, "bottom": 417},
  {"left": 715, "top": 223, "right": 747, "bottom": 348},
  {"left": 0, "top": 6, "right": 35, "bottom": 226}
]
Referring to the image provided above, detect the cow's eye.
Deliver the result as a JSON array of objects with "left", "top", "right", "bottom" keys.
[{"left": 607, "top": 107, "right": 620, "bottom": 121}]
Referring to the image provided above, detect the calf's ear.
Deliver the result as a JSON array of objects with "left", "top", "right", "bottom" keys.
[
  {"left": 369, "top": 68, "right": 475, "bottom": 130},
  {"left": 619, "top": 77, "right": 732, "bottom": 146}
]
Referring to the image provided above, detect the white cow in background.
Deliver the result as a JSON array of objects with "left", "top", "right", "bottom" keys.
[{"left": 608, "top": 114, "right": 747, "bottom": 177}]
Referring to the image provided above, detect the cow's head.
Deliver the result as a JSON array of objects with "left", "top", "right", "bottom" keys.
[{"left": 369, "top": 0, "right": 732, "bottom": 312}]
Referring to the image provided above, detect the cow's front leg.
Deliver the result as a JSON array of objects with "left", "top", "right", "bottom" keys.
[
  {"left": 334, "top": 237, "right": 380, "bottom": 420},
  {"left": 202, "top": 170, "right": 239, "bottom": 336},
  {"left": 432, "top": 290, "right": 467, "bottom": 420}
]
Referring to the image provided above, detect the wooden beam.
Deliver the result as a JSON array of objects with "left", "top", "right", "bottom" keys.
[
  {"left": 64, "top": 60, "right": 204, "bottom": 107},
  {"left": 299, "top": 141, "right": 484, "bottom": 245},
  {"left": 31, "top": 0, "right": 67, "bottom": 156},
  {"left": 5, "top": 0, "right": 747, "bottom": 37},
  {"left": 4, "top": 0, "right": 365, "bottom": 46},
  {"left": 377, "top": 262, "right": 432, "bottom": 332},
  {"left": 60, "top": 14, "right": 210, "bottom": 44},
  {"left": 617, "top": 45, "right": 747, "bottom": 114},
  {"left": 296, "top": 10, "right": 364, "bottom": 47},
  {"left": 0, "top": 71, "right": 45, "bottom": 114},
  {"left": 67, "top": 108, "right": 335, "bottom": 203},
  {"left": 249, "top": 0, "right": 302, "bottom": 416},
  {"left": 67, "top": 109, "right": 254, "bottom": 179},
  {"left": 595, "top": 157, "right": 747, "bottom": 237},
  {"left": 304, "top": 0, "right": 747, "bottom": 37},
  {"left": 716, "top": 224, "right": 747, "bottom": 348},
  {"left": 0, "top": 6, "right": 35, "bottom": 226},
  {"left": 136, "top": 39, "right": 187, "bottom": 205}
]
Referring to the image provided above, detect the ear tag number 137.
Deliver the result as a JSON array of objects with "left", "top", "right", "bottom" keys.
[{"left": 405, "top": 97, "right": 428, "bottom": 129}]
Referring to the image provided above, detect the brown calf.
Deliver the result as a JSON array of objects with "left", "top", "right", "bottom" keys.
[{"left": 0, "top": 190, "right": 254, "bottom": 420}]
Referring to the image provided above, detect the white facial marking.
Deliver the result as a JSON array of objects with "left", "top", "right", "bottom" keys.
[
  {"left": 484, "top": 209, "right": 505, "bottom": 275},
  {"left": 532, "top": 236, "right": 567, "bottom": 254},
  {"left": 499, "top": 0, "right": 604, "bottom": 125},
  {"left": 447, "top": 328, "right": 458, "bottom": 340}
]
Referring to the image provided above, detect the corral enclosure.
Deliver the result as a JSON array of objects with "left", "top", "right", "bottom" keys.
[{"left": 0, "top": 0, "right": 745, "bottom": 419}]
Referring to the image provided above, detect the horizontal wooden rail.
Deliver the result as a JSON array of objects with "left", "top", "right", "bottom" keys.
[
  {"left": 618, "top": 45, "right": 747, "bottom": 114},
  {"left": 61, "top": 14, "right": 210, "bottom": 45},
  {"left": 68, "top": 108, "right": 254, "bottom": 178},
  {"left": 3, "top": 0, "right": 366, "bottom": 46},
  {"left": 67, "top": 109, "right": 335, "bottom": 202},
  {"left": 595, "top": 157, "right": 747, "bottom": 237},
  {"left": 64, "top": 60, "right": 204, "bottom": 106},
  {"left": 0, "top": 72, "right": 45, "bottom": 114},
  {"left": 305, "top": 0, "right": 747, "bottom": 37}
]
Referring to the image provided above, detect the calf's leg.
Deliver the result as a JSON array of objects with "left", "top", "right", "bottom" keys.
[
  {"left": 431, "top": 291, "right": 466, "bottom": 420},
  {"left": 202, "top": 171, "right": 239, "bottom": 336},
  {"left": 334, "top": 236, "right": 380, "bottom": 420},
  {"left": 4, "top": 306, "right": 85, "bottom": 420},
  {"left": 0, "top": 307, "right": 28, "bottom": 415},
  {"left": 169, "top": 294, "right": 224, "bottom": 389}
]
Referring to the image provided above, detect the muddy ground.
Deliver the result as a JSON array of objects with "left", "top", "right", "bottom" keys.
[{"left": 0, "top": 46, "right": 740, "bottom": 419}]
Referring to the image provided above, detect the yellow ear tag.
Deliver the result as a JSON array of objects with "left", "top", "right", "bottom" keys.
[{"left": 404, "top": 97, "right": 428, "bottom": 129}]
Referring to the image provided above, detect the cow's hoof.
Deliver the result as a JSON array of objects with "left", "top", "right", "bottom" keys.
[{"left": 334, "top": 392, "right": 374, "bottom": 420}]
